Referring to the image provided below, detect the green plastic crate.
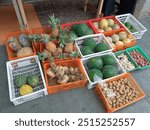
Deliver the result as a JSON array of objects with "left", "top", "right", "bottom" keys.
[
  {"left": 114, "top": 50, "right": 139, "bottom": 72},
  {"left": 126, "top": 46, "right": 150, "bottom": 70}
]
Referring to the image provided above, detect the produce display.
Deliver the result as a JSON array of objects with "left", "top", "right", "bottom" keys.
[
  {"left": 106, "top": 30, "right": 135, "bottom": 51},
  {"left": 129, "top": 50, "right": 149, "bottom": 67},
  {"left": 14, "top": 74, "right": 39, "bottom": 96},
  {"left": 7, "top": 33, "right": 34, "bottom": 58},
  {"left": 92, "top": 18, "right": 120, "bottom": 33},
  {"left": 116, "top": 53, "right": 135, "bottom": 71},
  {"left": 79, "top": 37, "right": 110, "bottom": 56},
  {"left": 122, "top": 22, "right": 137, "bottom": 33},
  {"left": 101, "top": 77, "right": 139, "bottom": 109},
  {"left": 87, "top": 55, "right": 118, "bottom": 82},
  {"left": 5, "top": 14, "right": 148, "bottom": 111}
]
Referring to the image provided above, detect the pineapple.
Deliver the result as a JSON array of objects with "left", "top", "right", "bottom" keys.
[
  {"left": 48, "top": 14, "right": 60, "bottom": 37},
  {"left": 43, "top": 49, "right": 52, "bottom": 58},
  {"left": 64, "top": 42, "right": 74, "bottom": 53},
  {"left": 41, "top": 34, "right": 56, "bottom": 53},
  {"left": 52, "top": 48, "right": 63, "bottom": 59}
]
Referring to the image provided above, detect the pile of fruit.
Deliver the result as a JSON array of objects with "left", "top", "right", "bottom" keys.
[
  {"left": 46, "top": 62, "right": 84, "bottom": 85},
  {"left": 64, "top": 23, "right": 93, "bottom": 37},
  {"left": 87, "top": 55, "right": 118, "bottom": 82},
  {"left": 106, "top": 31, "right": 134, "bottom": 51},
  {"left": 130, "top": 50, "right": 149, "bottom": 67},
  {"left": 102, "top": 77, "right": 139, "bottom": 109},
  {"left": 80, "top": 38, "right": 109, "bottom": 56},
  {"left": 122, "top": 22, "right": 137, "bottom": 33},
  {"left": 7, "top": 34, "right": 33, "bottom": 57},
  {"left": 116, "top": 53, "right": 135, "bottom": 71},
  {"left": 93, "top": 18, "right": 120, "bottom": 33},
  {"left": 14, "top": 74, "right": 39, "bottom": 96},
  {"left": 30, "top": 15, "right": 80, "bottom": 61}
]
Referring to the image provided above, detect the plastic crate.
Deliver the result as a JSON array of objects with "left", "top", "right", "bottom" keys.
[
  {"left": 5, "top": 30, "right": 36, "bottom": 61},
  {"left": 43, "top": 59, "right": 88, "bottom": 94},
  {"left": 94, "top": 73, "right": 145, "bottom": 113},
  {"left": 6, "top": 55, "right": 47, "bottom": 105},
  {"left": 81, "top": 52, "right": 125, "bottom": 89},
  {"left": 116, "top": 13, "right": 147, "bottom": 39},
  {"left": 126, "top": 46, "right": 150, "bottom": 70},
  {"left": 31, "top": 26, "right": 51, "bottom": 52},
  {"left": 105, "top": 29, "right": 136, "bottom": 52},
  {"left": 114, "top": 50, "right": 139, "bottom": 72},
  {"left": 75, "top": 34, "right": 113, "bottom": 59},
  {"left": 89, "top": 16, "right": 125, "bottom": 35},
  {"left": 60, "top": 20, "right": 94, "bottom": 34}
]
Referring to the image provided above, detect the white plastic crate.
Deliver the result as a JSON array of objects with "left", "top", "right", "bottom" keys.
[
  {"left": 75, "top": 34, "right": 113, "bottom": 59},
  {"left": 6, "top": 55, "right": 48, "bottom": 105},
  {"left": 82, "top": 52, "right": 125, "bottom": 89},
  {"left": 116, "top": 13, "right": 147, "bottom": 39}
]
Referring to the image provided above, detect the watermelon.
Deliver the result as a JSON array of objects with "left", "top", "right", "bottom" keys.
[
  {"left": 80, "top": 46, "right": 93, "bottom": 56},
  {"left": 88, "top": 57, "right": 103, "bottom": 70},
  {"left": 73, "top": 24, "right": 92, "bottom": 36},
  {"left": 82, "top": 38, "right": 96, "bottom": 50},
  {"left": 18, "top": 34, "right": 31, "bottom": 47},
  {"left": 14, "top": 75, "right": 27, "bottom": 88},
  {"left": 102, "top": 55, "right": 116, "bottom": 66},
  {"left": 27, "top": 74, "right": 39, "bottom": 87},
  {"left": 95, "top": 42, "right": 109, "bottom": 52},
  {"left": 102, "top": 65, "right": 117, "bottom": 79},
  {"left": 88, "top": 69, "right": 103, "bottom": 82}
]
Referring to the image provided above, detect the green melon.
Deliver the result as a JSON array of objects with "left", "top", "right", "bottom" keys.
[
  {"left": 80, "top": 46, "right": 93, "bottom": 56},
  {"left": 102, "top": 55, "right": 116, "bottom": 66},
  {"left": 18, "top": 34, "right": 31, "bottom": 47},
  {"left": 27, "top": 74, "right": 39, "bottom": 87},
  {"left": 82, "top": 38, "right": 96, "bottom": 50},
  {"left": 14, "top": 75, "right": 27, "bottom": 88},
  {"left": 88, "top": 57, "right": 103, "bottom": 70},
  {"left": 95, "top": 42, "right": 109, "bottom": 52},
  {"left": 88, "top": 69, "right": 103, "bottom": 82},
  {"left": 102, "top": 65, "right": 117, "bottom": 79}
]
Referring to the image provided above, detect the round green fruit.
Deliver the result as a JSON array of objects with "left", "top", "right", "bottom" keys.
[
  {"left": 27, "top": 74, "right": 39, "bottom": 87},
  {"left": 102, "top": 55, "right": 116, "bottom": 66},
  {"left": 14, "top": 75, "right": 27, "bottom": 88},
  {"left": 88, "top": 57, "right": 103, "bottom": 70},
  {"left": 95, "top": 42, "right": 109, "bottom": 52},
  {"left": 82, "top": 38, "right": 96, "bottom": 50},
  {"left": 88, "top": 69, "right": 103, "bottom": 82},
  {"left": 102, "top": 65, "right": 117, "bottom": 79},
  {"left": 80, "top": 46, "right": 93, "bottom": 56}
]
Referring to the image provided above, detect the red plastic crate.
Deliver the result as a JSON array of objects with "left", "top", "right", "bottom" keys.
[
  {"left": 60, "top": 20, "right": 95, "bottom": 33},
  {"left": 89, "top": 16, "right": 125, "bottom": 35}
]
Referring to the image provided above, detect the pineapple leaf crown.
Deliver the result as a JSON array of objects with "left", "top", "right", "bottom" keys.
[
  {"left": 37, "top": 52, "right": 47, "bottom": 62},
  {"left": 41, "top": 34, "right": 50, "bottom": 44},
  {"left": 58, "top": 28, "right": 67, "bottom": 48},
  {"left": 48, "top": 14, "right": 60, "bottom": 30},
  {"left": 29, "top": 34, "right": 42, "bottom": 43},
  {"left": 69, "top": 51, "right": 80, "bottom": 58}
]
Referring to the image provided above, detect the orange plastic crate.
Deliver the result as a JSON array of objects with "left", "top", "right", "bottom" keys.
[
  {"left": 31, "top": 26, "right": 51, "bottom": 52},
  {"left": 105, "top": 29, "right": 136, "bottom": 52},
  {"left": 5, "top": 30, "right": 36, "bottom": 61},
  {"left": 89, "top": 16, "right": 125, "bottom": 35},
  {"left": 94, "top": 73, "right": 145, "bottom": 113},
  {"left": 43, "top": 59, "right": 88, "bottom": 94}
]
